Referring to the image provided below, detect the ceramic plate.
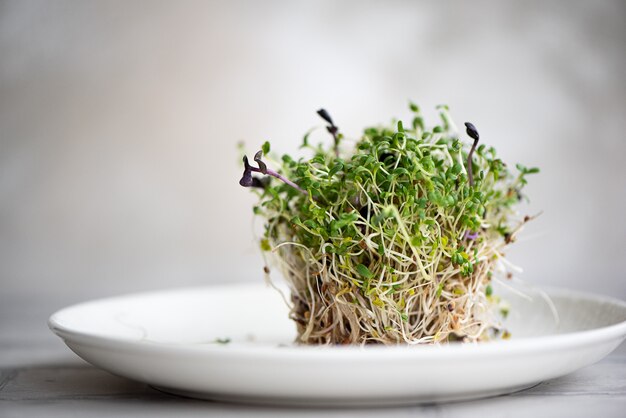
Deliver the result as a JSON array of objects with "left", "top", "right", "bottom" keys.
[{"left": 48, "top": 282, "right": 626, "bottom": 406}]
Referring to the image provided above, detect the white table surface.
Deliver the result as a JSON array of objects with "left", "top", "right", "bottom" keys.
[{"left": 1, "top": 290, "right": 625, "bottom": 418}]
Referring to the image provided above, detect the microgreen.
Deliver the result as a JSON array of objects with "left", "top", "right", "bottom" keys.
[
  {"left": 239, "top": 104, "right": 539, "bottom": 345},
  {"left": 464, "top": 122, "right": 480, "bottom": 187},
  {"left": 317, "top": 108, "right": 341, "bottom": 157},
  {"left": 239, "top": 151, "right": 307, "bottom": 195}
]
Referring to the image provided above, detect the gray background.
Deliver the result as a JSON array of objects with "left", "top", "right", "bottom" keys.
[{"left": 1, "top": 0, "right": 625, "bottom": 300}]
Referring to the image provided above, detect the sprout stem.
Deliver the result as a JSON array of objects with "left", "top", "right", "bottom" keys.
[
  {"left": 265, "top": 168, "right": 308, "bottom": 195},
  {"left": 464, "top": 122, "right": 480, "bottom": 187}
]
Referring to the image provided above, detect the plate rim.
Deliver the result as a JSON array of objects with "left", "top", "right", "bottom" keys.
[{"left": 48, "top": 283, "right": 626, "bottom": 360}]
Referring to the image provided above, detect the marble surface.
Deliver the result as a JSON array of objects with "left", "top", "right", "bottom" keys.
[{"left": 1, "top": 290, "right": 625, "bottom": 418}]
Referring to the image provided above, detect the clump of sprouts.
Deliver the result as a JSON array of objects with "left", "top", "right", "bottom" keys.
[{"left": 239, "top": 104, "right": 539, "bottom": 345}]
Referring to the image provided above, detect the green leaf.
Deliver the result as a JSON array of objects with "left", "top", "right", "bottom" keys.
[
  {"left": 260, "top": 239, "right": 271, "bottom": 251},
  {"left": 300, "top": 127, "right": 315, "bottom": 148},
  {"left": 262, "top": 141, "right": 270, "bottom": 155},
  {"left": 412, "top": 116, "right": 424, "bottom": 130},
  {"left": 436, "top": 282, "right": 444, "bottom": 297},
  {"left": 328, "top": 162, "right": 344, "bottom": 177},
  {"left": 392, "top": 167, "right": 410, "bottom": 177},
  {"left": 310, "top": 155, "right": 325, "bottom": 165},
  {"left": 356, "top": 264, "right": 374, "bottom": 279}
]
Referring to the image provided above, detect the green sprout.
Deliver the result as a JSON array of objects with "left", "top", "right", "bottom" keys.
[{"left": 239, "top": 104, "right": 539, "bottom": 345}]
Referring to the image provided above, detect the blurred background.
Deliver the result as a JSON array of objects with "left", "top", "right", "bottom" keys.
[{"left": 1, "top": 0, "right": 625, "bottom": 299}]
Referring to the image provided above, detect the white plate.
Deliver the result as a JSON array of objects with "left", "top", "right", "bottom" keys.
[{"left": 49, "top": 282, "right": 626, "bottom": 406}]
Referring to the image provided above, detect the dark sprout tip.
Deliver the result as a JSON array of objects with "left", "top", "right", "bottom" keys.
[
  {"left": 317, "top": 108, "right": 334, "bottom": 126},
  {"left": 239, "top": 156, "right": 253, "bottom": 187},
  {"left": 251, "top": 177, "right": 270, "bottom": 189},
  {"left": 464, "top": 122, "right": 479, "bottom": 141},
  {"left": 464, "top": 122, "right": 480, "bottom": 187},
  {"left": 317, "top": 108, "right": 340, "bottom": 157},
  {"left": 239, "top": 152, "right": 308, "bottom": 196},
  {"left": 254, "top": 150, "right": 267, "bottom": 174}
]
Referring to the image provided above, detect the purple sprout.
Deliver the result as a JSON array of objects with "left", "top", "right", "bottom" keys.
[
  {"left": 239, "top": 156, "right": 254, "bottom": 187},
  {"left": 239, "top": 151, "right": 308, "bottom": 196},
  {"left": 464, "top": 122, "right": 480, "bottom": 187},
  {"left": 464, "top": 230, "right": 479, "bottom": 240}
]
